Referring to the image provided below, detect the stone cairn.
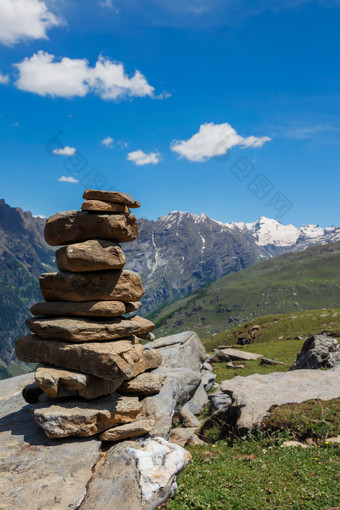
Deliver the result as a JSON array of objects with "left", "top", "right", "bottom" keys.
[{"left": 15, "top": 189, "right": 165, "bottom": 440}]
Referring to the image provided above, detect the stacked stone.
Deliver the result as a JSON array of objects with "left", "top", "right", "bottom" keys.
[{"left": 15, "top": 189, "right": 164, "bottom": 440}]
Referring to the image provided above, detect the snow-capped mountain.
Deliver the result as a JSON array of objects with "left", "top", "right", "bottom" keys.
[
  {"left": 226, "top": 216, "right": 340, "bottom": 250},
  {"left": 124, "top": 212, "right": 340, "bottom": 313}
]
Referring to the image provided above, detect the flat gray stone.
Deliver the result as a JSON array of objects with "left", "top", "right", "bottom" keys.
[
  {"left": 219, "top": 348, "right": 262, "bottom": 361},
  {"left": 0, "top": 379, "right": 101, "bottom": 510},
  {"left": 221, "top": 367, "right": 340, "bottom": 430},
  {"left": 184, "top": 382, "right": 208, "bottom": 415}
]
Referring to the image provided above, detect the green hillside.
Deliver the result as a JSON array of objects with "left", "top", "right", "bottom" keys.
[{"left": 149, "top": 241, "right": 340, "bottom": 338}]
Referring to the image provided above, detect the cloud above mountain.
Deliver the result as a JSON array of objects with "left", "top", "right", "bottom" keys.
[
  {"left": 171, "top": 122, "right": 271, "bottom": 162},
  {"left": 14, "top": 51, "right": 155, "bottom": 101},
  {"left": 0, "top": 0, "right": 61, "bottom": 45}
]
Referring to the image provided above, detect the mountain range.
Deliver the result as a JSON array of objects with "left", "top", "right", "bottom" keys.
[{"left": 0, "top": 198, "right": 339, "bottom": 373}]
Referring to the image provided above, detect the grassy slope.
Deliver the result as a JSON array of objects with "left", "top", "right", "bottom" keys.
[
  {"left": 167, "top": 310, "right": 340, "bottom": 510},
  {"left": 149, "top": 241, "right": 340, "bottom": 338}
]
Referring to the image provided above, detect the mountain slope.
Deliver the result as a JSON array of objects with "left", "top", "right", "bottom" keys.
[
  {"left": 0, "top": 200, "right": 55, "bottom": 368},
  {"left": 149, "top": 241, "right": 340, "bottom": 338}
]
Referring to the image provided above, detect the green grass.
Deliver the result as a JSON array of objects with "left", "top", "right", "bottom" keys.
[
  {"left": 150, "top": 241, "right": 340, "bottom": 338},
  {"left": 264, "top": 399, "right": 340, "bottom": 441},
  {"left": 202, "top": 308, "right": 340, "bottom": 352},
  {"left": 166, "top": 439, "right": 340, "bottom": 509},
  {"left": 212, "top": 338, "right": 305, "bottom": 383}
]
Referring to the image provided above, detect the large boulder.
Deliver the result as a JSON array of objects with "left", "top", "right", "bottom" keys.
[
  {"left": 290, "top": 334, "right": 340, "bottom": 370},
  {"left": 220, "top": 366, "right": 340, "bottom": 430}
]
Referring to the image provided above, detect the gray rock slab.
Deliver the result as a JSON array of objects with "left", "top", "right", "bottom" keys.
[
  {"left": 201, "top": 369, "right": 216, "bottom": 391},
  {"left": 147, "top": 331, "right": 206, "bottom": 374},
  {"left": 221, "top": 367, "right": 340, "bottom": 430},
  {"left": 80, "top": 437, "right": 191, "bottom": 510},
  {"left": 142, "top": 368, "right": 201, "bottom": 438},
  {"left": 0, "top": 378, "right": 101, "bottom": 510},
  {"left": 184, "top": 382, "right": 209, "bottom": 415},
  {"left": 220, "top": 348, "right": 262, "bottom": 361}
]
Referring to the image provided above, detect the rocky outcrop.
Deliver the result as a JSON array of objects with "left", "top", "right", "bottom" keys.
[
  {"left": 290, "top": 334, "right": 340, "bottom": 370},
  {"left": 0, "top": 376, "right": 190, "bottom": 510},
  {"left": 220, "top": 366, "right": 340, "bottom": 430}
]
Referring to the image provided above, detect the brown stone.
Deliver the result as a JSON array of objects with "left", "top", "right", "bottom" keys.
[
  {"left": 56, "top": 240, "right": 126, "bottom": 272},
  {"left": 99, "top": 419, "right": 154, "bottom": 441},
  {"left": 130, "top": 315, "right": 155, "bottom": 335},
  {"left": 169, "top": 428, "right": 200, "bottom": 447},
  {"left": 81, "top": 200, "right": 129, "bottom": 213},
  {"left": 32, "top": 393, "right": 142, "bottom": 438},
  {"left": 30, "top": 300, "right": 131, "bottom": 318},
  {"left": 125, "top": 302, "right": 142, "bottom": 313},
  {"left": 35, "top": 364, "right": 122, "bottom": 399},
  {"left": 25, "top": 317, "right": 140, "bottom": 342},
  {"left": 83, "top": 189, "right": 140, "bottom": 208},
  {"left": 119, "top": 372, "right": 165, "bottom": 395},
  {"left": 44, "top": 210, "right": 138, "bottom": 246},
  {"left": 15, "top": 335, "right": 161, "bottom": 382},
  {"left": 39, "top": 270, "right": 144, "bottom": 302}
]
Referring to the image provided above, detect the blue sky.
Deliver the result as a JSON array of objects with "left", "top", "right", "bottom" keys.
[{"left": 0, "top": 0, "right": 339, "bottom": 226}]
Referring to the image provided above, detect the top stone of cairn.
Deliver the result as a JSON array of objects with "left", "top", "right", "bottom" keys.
[{"left": 83, "top": 189, "right": 141, "bottom": 208}]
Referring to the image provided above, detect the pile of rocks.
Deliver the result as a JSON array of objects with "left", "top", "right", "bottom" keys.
[{"left": 15, "top": 189, "right": 165, "bottom": 441}]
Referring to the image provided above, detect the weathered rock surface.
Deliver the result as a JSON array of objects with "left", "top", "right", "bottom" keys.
[
  {"left": 82, "top": 200, "right": 129, "bottom": 213},
  {"left": 26, "top": 316, "right": 140, "bottom": 342},
  {"left": 56, "top": 240, "right": 126, "bottom": 272},
  {"left": 146, "top": 331, "right": 206, "bottom": 374},
  {"left": 260, "top": 357, "right": 286, "bottom": 366},
  {"left": 178, "top": 406, "right": 201, "bottom": 428},
  {"left": 219, "top": 348, "right": 262, "bottom": 361},
  {"left": 201, "top": 369, "right": 216, "bottom": 391},
  {"left": 130, "top": 315, "right": 155, "bottom": 334},
  {"left": 83, "top": 189, "right": 141, "bottom": 208},
  {"left": 44, "top": 210, "right": 138, "bottom": 246},
  {"left": 30, "top": 300, "right": 141, "bottom": 317},
  {"left": 119, "top": 372, "right": 166, "bottom": 395},
  {"left": 32, "top": 394, "right": 142, "bottom": 438},
  {"left": 142, "top": 368, "right": 201, "bottom": 438},
  {"left": 169, "top": 428, "right": 201, "bottom": 447},
  {"left": 184, "top": 382, "right": 209, "bottom": 415},
  {"left": 16, "top": 335, "right": 162, "bottom": 382},
  {"left": 208, "top": 389, "right": 232, "bottom": 414},
  {"left": 0, "top": 379, "right": 101, "bottom": 510},
  {"left": 80, "top": 437, "right": 190, "bottom": 510},
  {"left": 99, "top": 419, "right": 154, "bottom": 441},
  {"left": 40, "top": 269, "right": 144, "bottom": 302},
  {"left": 290, "top": 334, "right": 340, "bottom": 370},
  {"left": 206, "top": 349, "right": 231, "bottom": 363},
  {"left": 35, "top": 364, "right": 121, "bottom": 399},
  {"left": 220, "top": 367, "right": 340, "bottom": 430}
]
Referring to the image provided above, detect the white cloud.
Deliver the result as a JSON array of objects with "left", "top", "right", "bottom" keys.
[
  {"left": 101, "top": 136, "right": 114, "bottom": 148},
  {"left": 14, "top": 51, "right": 155, "bottom": 101},
  {"left": 53, "top": 146, "right": 76, "bottom": 156},
  {"left": 10, "top": 121, "right": 19, "bottom": 127},
  {"left": 127, "top": 150, "right": 162, "bottom": 166},
  {"left": 0, "top": 0, "right": 60, "bottom": 45},
  {"left": 58, "top": 176, "right": 78, "bottom": 183},
  {"left": 0, "top": 73, "right": 9, "bottom": 85},
  {"left": 171, "top": 122, "right": 271, "bottom": 162}
]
